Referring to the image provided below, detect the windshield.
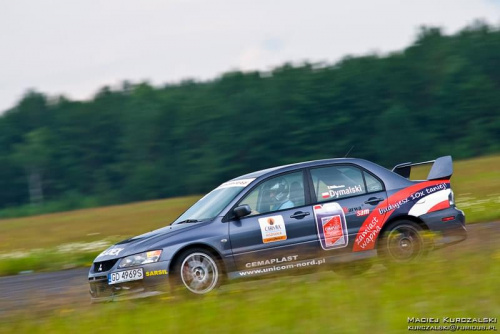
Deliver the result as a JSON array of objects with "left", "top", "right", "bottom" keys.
[{"left": 174, "top": 178, "right": 255, "bottom": 223}]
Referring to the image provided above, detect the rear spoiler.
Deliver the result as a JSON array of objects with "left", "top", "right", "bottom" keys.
[{"left": 392, "top": 156, "right": 453, "bottom": 180}]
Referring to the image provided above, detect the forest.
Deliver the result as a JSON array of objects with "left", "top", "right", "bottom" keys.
[{"left": 0, "top": 22, "right": 499, "bottom": 213}]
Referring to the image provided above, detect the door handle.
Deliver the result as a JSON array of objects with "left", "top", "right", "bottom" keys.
[
  {"left": 290, "top": 211, "right": 310, "bottom": 219},
  {"left": 364, "top": 197, "right": 384, "bottom": 205}
]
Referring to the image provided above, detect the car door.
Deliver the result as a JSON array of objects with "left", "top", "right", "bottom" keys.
[
  {"left": 228, "top": 170, "right": 319, "bottom": 272},
  {"left": 308, "top": 164, "right": 387, "bottom": 254}
]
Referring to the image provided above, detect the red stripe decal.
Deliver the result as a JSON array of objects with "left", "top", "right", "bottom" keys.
[
  {"left": 353, "top": 180, "right": 449, "bottom": 252},
  {"left": 427, "top": 200, "right": 450, "bottom": 213}
]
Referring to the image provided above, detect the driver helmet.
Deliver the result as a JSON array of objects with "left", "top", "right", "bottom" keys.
[{"left": 269, "top": 177, "right": 289, "bottom": 203}]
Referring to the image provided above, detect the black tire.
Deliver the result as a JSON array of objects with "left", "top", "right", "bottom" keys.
[
  {"left": 171, "top": 248, "right": 222, "bottom": 295},
  {"left": 334, "top": 260, "right": 373, "bottom": 277},
  {"left": 378, "top": 220, "right": 426, "bottom": 265}
]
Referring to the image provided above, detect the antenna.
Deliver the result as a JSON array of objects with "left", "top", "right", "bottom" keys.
[{"left": 344, "top": 146, "right": 354, "bottom": 158}]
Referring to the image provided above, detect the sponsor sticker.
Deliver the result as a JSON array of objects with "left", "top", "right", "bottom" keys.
[
  {"left": 343, "top": 206, "right": 362, "bottom": 214},
  {"left": 217, "top": 178, "right": 255, "bottom": 189},
  {"left": 245, "top": 255, "right": 299, "bottom": 268},
  {"left": 356, "top": 209, "right": 370, "bottom": 217},
  {"left": 376, "top": 183, "right": 449, "bottom": 216},
  {"left": 145, "top": 269, "right": 168, "bottom": 277},
  {"left": 355, "top": 216, "right": 382, "bottom": 251},
  {"left": 313, "top": 202, "right": 349, "bottom": 250},
  {"left": 324, "top": 184, "right": 363, "bottom": 199},
  {"left": 353, "top": 181, "right": 450, "bottom": 252},
  {"left": 97, "top": 247, "right": 124, "bottom": 258},
  {"left": 408, "top": 188, "right": 451, "bottom": 216},
  {"left": 235, "top": 258, "right": 326, "bottom": 278},
  {"left": 258, "top": 215, "right": 287, "bottom": 243},
  {"left": 322, "top": 215, "right": 344, "bottom": 247}
]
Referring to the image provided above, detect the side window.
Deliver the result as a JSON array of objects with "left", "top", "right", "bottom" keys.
[
  {"left": 310, "top": 166, "right": 366, "bottom": 202},
  {"left": 239, "top": 172, "right": 305, "bottom": 216},
  {"left": 363, "top": 171, "right": 383, "bottom": 193}
]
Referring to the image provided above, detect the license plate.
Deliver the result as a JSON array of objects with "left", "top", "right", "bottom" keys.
[{"left": 108, "top": 268, "right": 143, "bottom": 285}]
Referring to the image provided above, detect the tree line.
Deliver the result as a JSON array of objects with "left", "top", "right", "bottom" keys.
[{"left": 1, "top": 22, "right": 499, "bottom": 214}]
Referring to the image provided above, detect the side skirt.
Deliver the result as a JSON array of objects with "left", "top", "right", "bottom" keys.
[{"left": 227, "top": 250, "right": 377, "bottom": 279}]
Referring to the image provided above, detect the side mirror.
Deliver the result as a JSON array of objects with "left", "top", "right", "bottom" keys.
[{"left": 233, "top": 204, "right": 252, "bottom": 219}]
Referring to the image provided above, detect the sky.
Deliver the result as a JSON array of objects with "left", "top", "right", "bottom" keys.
[{"left": 1, "top": 0, "right": 499, "bottom": 113}]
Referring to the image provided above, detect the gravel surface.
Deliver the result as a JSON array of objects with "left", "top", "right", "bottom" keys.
[{"left": 0, "top": 222, "right": 498, "bottom": 316}]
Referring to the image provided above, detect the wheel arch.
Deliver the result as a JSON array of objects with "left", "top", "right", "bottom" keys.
[
  {"left": 376, "top": 214, "right": 429, "bottom": 248},
  {"left": 168, "top": 243, "right": 227, "bottom": 278}
]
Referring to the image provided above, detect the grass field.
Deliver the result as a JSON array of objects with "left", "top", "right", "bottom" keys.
[
  {"left": 0, "top": 155, "right": 499, "bottom": 333},
  {"left": 0, "top": 195, "right": 199, "bottom": 252},
  {"left": 0, "top": 155, "right": 498, "bottom": 276},
  {"left": 2, "top": 244, "right": 499, "bottom": 333}
]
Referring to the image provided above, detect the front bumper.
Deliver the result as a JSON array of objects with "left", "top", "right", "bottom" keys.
[
  {"left": 88, "top": 260, "right": 171, "bottom": 302},
  {"left": 420, "top": 206, "right": 467, "bottom": 248}
]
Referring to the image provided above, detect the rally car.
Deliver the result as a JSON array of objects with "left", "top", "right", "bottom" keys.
[{"left": 89, "top": 156, "right": 466, "bottom": 300}]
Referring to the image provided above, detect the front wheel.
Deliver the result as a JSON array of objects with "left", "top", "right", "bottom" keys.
[
  {"left": 378, "top": 221, "right": 426, "bottom": 264},
  {"left": 172, "top": 249, "right": 222, "bottom": 295}
]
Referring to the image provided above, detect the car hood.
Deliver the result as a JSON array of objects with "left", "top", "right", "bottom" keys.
[{"left": 93, "top": 223, "right": 204, "bottom": 262}]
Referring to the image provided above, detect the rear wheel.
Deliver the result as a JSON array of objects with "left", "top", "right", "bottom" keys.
[
  {"left": 378, "top": 221, "right": 425, "bottom": 264},
  {"left": 172, "top": 249, "right": 222, "bottom": 295}
]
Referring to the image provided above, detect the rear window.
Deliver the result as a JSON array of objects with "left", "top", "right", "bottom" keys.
[
  {"left": 310, "top": 166, "right": 366, "bottom": 202},
  {"left": 363, "top": 171, "right": 383, "bottom": 193}
]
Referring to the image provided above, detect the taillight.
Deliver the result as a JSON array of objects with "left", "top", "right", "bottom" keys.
[{"left": 448, "top": 189, "right": 455, "bottom": 206}]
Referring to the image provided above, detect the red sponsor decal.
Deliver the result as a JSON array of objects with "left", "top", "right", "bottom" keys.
[
  {"left": 321, "top": 192, "right": 330, "bottom": 199},
  {"left": 342, "top": 207, "right": 349, "bottom": 214},
  {"left": 427, "top": 200, "right": 450, "bottom": 213},
  {"left": 353, "top": 180, "right": 449, "bottom": 252},
  {"left": 323, "top": 215, "right": 344, "bottom": 246}
]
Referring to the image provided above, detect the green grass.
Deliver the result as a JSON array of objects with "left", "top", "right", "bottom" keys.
[
  {"left": 0, "top": 195, "right": 199, "bottom": 252},
  {"left": 0, "top": 195, "right": 198, "bottom": 276},
  {"left": 0, "top": 249, "right": 97, "bottom": 276},
  {"left": 2, "top": 248, "right": 499, "bottom": 334},
  {"left": 0, "top": 239, "right": 121, "bottom": 276},
  {"left": 1, "top": 155, "right": 499, "bottom": 333},
  {"left": 0, "top": 155, "right": 498, "bottom": 276}
]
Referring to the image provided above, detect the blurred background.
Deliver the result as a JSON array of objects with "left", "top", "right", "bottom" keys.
[
  {"left": 0, "top": 1, "right": 499, "bottom": 215},
  {"left": 0, "top": 1, "right": 499, "bottom": 333}
]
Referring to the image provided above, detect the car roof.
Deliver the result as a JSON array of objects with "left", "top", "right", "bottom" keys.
[
  {"left": 232, "top": 157, "right": 413, "bottom": 191},
  {"left": 234, "top": 158, "right": 362, "bottom": 179}
]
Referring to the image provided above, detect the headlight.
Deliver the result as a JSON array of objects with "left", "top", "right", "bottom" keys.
[{"left": 118, "top": 250, "right": 162, "bottom": 268}]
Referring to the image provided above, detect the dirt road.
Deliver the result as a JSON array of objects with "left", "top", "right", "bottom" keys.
[{"left": 0, "top": 222, "right": 498, "bottom": 316}]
